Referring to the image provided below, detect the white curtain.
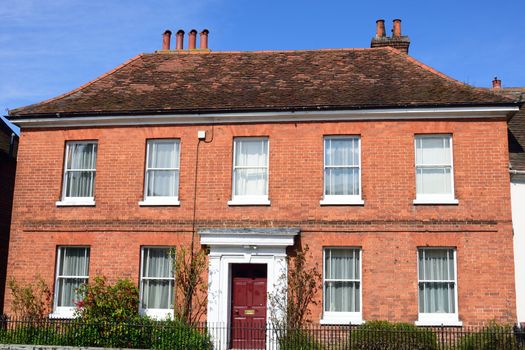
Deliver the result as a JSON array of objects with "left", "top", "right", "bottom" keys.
[
  {"left": 141, "top": 248, "right": 174, "bottom": 309},
  {"left": 324, "top": 249, "right": 360, "bottom": 312},
  {"left": 146, "top": 141, "right": 179, "bottom": 197},
  {"left": 234, "top": 139, "right": 268, "bottom": 196},
  {"left": 57, "top": 247, "right": 89, "bottom": 307},
  {"left": 65, "top": 143, "right": 96, "bottom": 197},
  {"left": 415, "top": 136, "right": 452, "bottom": 195},
  {"left": 324, "top": 138, "right": 359, "bottom": 196},
  {"left": 419, "top": 249, "right": 455, "bottom": 313}
]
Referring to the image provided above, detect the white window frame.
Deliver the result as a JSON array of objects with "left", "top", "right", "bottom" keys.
[
  {"left": 320, "top": 136, "right": 364, "bottom": 205},
  {"left": 139, "top": 139, "right": 181, "bottom": 206},
  {"left": 413, "top": 134, "right": 458, "bottom": 205},
  {"left": 228, "top": 137, "right": 271, "bottom": 206},
  {"left": 415, "top": 247, "right": 462, "bottom": 326},
  {"left": 56, "top": 141, "right": 97, "bottom": 207},
  {"left": 321, "top": 247, "right": 363, "bottom": 325},
  {"left": 50, "top": 246, "right": 90, "bottom": 319},
  {"left": 139, "top": 246, "right": 175, "bottom": 319}
]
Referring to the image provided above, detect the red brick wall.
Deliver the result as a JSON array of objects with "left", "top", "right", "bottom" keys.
[{"left": 5, "top": 118, "right": 515, "bottom": 325}]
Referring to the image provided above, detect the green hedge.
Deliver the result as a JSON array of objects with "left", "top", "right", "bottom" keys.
[
  {"left": 349, "top": 320, "right": 438, "bottom": 350},
  {"left": 454, "top": 324, "right": 518, "bottom": 350}
]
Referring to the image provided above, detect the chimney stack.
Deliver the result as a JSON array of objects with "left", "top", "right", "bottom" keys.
[
  {"left": 392, "top": 19, "right": 402, "bottom": 37},
  {"left": 370, "top": 18, "right": 411, "bottom": 54},
  {"left": 492, "top": 77, "right": 502, "bottom": 89},
  {"left": 200, "top": 29, "right": 209, "bottom": 49},
  {"left": 162, "top": 30, "right": 172, "bottom": 50},
  {"left": 188, "top": 29, "right": 197, "bottom": 49},
  {"left": 375, "top": 19, "right": 385, "bottom": 37},
  {"left": 175, "top": 30, "right": 185, "bottom": 50}
]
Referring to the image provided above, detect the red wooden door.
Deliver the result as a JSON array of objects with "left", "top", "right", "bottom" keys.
[{"left": 230, "top": 264, "right": 267, "bottom": 349}]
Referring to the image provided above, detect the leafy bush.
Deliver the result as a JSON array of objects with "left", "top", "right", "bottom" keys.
[
  {"left": 151, "top": 319, "right": 212, "bottom": 350},
  {"left": 349, "top": 321, "right": 438, "bottom": 350},
  {"left": 278, "top": 329, "right": 324, "bottom": 350},
  {"left": 74, "top": 276, "right": 140, "bottom": 323},
  {"left": 8, "top": 277, "right": 52, "bottom": 320},
  {"left": 454, "top": 323, "right": 518, "bottom": 350}
]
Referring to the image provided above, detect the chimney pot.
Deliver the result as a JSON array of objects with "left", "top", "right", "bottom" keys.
[
  {"left": 492, "top": 77, "right": 502, "bottom": 89},
  {"left": 200, "top": 29, "right": 209, "bottom": 49},
  {"left": 393, "top": 19, "right": 402, "bottom": 37},
  {"left": 162, "top": 30, "right": 172, "bottom": 50},
  {"left": 176, "top": 30, "right": 185, "bottom": 50},
  {"left": 375, "top": 19, "right": 385, "bottom": 37},
  {"left": 188, "top": 29, "right": 197, "bottom": 50}
]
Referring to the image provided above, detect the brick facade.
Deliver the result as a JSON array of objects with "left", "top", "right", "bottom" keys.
[{"left": 5, "top": 118, "right": 515, "bottom": 326}]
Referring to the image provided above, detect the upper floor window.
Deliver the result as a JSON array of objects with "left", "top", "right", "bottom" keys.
[
  {"left": 417, "top": 248, "right": 461, "bottom": 326},
  {"left": 140, "top": 139, "right": 180, "bottom": 206},
  {"left": 322, "top": 248, "right": 362, "bottom": 324},
  {"left": 414, "top": 135, "right": 457, "bottom": 204},
  {"left": 321, "top": 136, "right": 363, "bottom": 205},
  {"left": 58, "top": 141, "right": 97, "bottom": 206},
  {"left": 228, "top": 137, "right": 270, "bottom": 205},
  {"left": 140, "top": 247, "right": 175, "bottom": 318},
  {"left": 53, "top": 246, "right": 90, "bottom": 318}
]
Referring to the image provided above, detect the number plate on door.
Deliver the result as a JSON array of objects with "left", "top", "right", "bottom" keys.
[{"left": 244, "top": 310, "right": 255, "bottom": 315}]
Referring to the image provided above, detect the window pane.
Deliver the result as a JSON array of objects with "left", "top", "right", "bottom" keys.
[
  {"left": 234, "top": 168, "right": 267, "bottom": 196},
  {"left": 326, "top": 249, "right": 359, "bottom": 279},
  {"left": 143, "top": 248, "right": 172, "bottom": 278},
  {"left": 419, "top": 282, "right": 455, "bottom": 313},
  {"left": 57, "top": 277, "right": 87, "bottom": 307},
  {"left": 67, "top": 143, "right": 96, "bottom": 170},
  {"left": 422, "top": 249, "right": 451, "bottom": 281},
  {"left": 416, "top": 136, "right": 451, "bottom": 165},
  {"left": 416, "top": 167, "right": 451, "bottom": 195},
  {"left": 142, "top": 280, "right": 173, "bottom": 309},
  {"left": 148, "top": 141, "right": 179, "bottom": 169},
  {"left": 65, "top": 171, "right": 95, "bottom": 197},
  {"left": 324, "top": 168, "right": 359, "bottom": 196},
  {"left": 146, "top": 170, "right": 179, "bottom": 197},
  {"left": 324, "top": 281, "right": 360, "bottom": 312},
  {"left": 59, "top": 248, "right": 89, "bottom": 276},
  {"left": 325, "top": 138, "right": 358, "bottom": 166},
  {"left": 235, "top": 139, "right": 268, "bottom": 167}
]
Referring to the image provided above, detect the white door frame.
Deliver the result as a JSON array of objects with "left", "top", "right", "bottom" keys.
[{"left": 200, "top": 228, "right": 299, "bottom": 350}]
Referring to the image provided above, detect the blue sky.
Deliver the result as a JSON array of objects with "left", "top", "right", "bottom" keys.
[{"left": 1, "top": 0, "right": 524, "bottom": 127}]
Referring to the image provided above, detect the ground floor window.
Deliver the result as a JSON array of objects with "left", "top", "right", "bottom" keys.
[
  {"left": 417, "top": 248, "right": 461, "bottom": 326},
  {"left": 54, "top": 247, "right": 90, "bottom": 316},
  {"left": 140, "top": 247, "right": 175, "bottom": 316},
  {"left": 322, "top": 247, "right": 362, "bottom": 324}
]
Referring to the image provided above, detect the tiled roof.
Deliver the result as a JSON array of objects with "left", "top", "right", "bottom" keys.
[
  {"left": 9, "top": 47, "right": 515, "bottom": 118},
  {"left": 499, "top": 88, "right": 525, "bottom": 171}
]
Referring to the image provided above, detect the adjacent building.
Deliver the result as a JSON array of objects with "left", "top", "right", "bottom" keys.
[
  {"left": 0, "top": 117, "right": 18, "bottom": 314},
  {"left": 4, "top": 20, "right": 521, "bottom": 348}
]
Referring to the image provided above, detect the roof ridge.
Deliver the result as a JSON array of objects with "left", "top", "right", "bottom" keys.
[
  {"left": 150, "top": 47, "right": 386, "bottom": 56},
  {"left": 10, "top": 53, "right": 145, "bottom": 114}
]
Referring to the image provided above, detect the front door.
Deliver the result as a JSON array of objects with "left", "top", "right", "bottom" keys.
[{"left": 230, "top": 264, "right": 267, "bottom": 349}]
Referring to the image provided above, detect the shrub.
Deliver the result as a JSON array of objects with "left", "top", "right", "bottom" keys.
[
  {"left": 151, "top": 319, "right": 212, "bottom": 350},
  {"left": 8, "top": 277, "right": 52, "bottom": 320},
  {"left": 278, "top": 328, "right": 324, "bottom": 350},
  {"left": 454, "top": 323, "right": 518, "bottom": 350},
  {"left": 349, "top": 321, "right": 438, "bottom": 350},
  {"left": 74, "top": 276, "right": 140, "bottom": 323}
]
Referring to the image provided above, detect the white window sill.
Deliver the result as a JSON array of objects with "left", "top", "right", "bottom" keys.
[
  {"left": 413, "top": 197, "right": 459, "bottom": 205},
  {"left": 139, "top": 198, "right": 180, "bottom": 206},
  {"left": 320, "top": 318, "right": 364, "bottom": 325},
  {"left": 415, "top": 315, "right": 462, "bottom": 327},
  {"left": 49, "top": 308, "right": 76, "bottom": 319},
  {"left": 56, "top": 199, "right": 95, "bottom": 207},
  {"left": 140, "top": 308, "right": 174, "bottom": 320},
  {"left": 320, "top": 196, "right": 364, "bottom": 206},
  {"left": 228, "top": 197, "right": 271, "bottom": 206}
]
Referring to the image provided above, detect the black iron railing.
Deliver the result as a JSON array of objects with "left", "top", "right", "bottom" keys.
[{"left": 0, "top": 316, "right": 524, "bottom": 349}]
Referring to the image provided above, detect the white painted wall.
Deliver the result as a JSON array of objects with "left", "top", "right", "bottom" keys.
[{"left": 511, "top": 177, "right": 525, "bottom": 323}]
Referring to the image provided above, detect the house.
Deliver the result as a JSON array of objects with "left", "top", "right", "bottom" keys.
[
  {"left": 4, "top": 20, "right": 521, "bottom": 348},
  {"left": 491, "top": 81, "right": 525, "bottom": 325},
  {"left": 0, "top": 117, "right": 18, "bottom": 314}
]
